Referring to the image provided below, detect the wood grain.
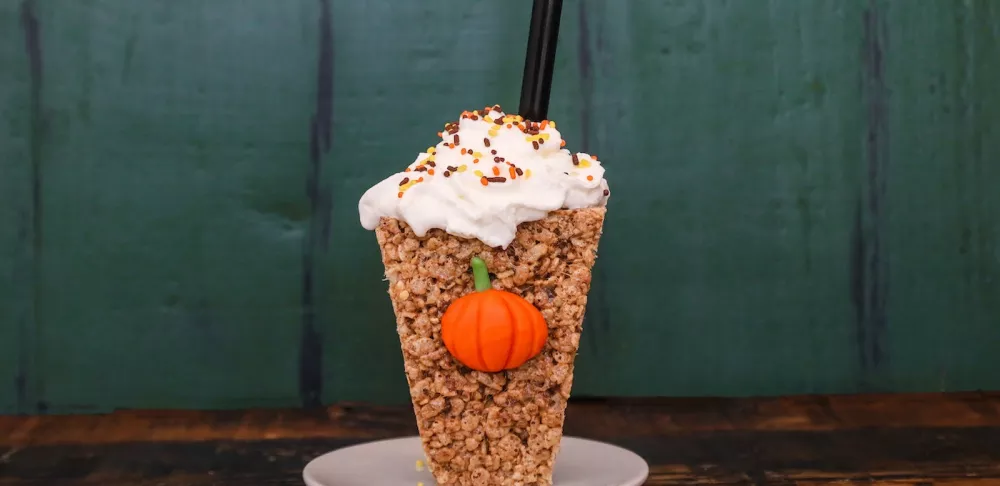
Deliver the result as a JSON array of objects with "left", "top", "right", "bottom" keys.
[{"left": 2, "top": 394, "right": 1000, "bottom": 485}]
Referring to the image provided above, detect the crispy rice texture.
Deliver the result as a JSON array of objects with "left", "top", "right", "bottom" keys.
[{"left": 374, "top": 208, "right": 606, "bottom": 486}]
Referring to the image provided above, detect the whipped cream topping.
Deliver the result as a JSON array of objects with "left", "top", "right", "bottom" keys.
[{"left": 358, "top": 105, "right": 610, "bottom": 248}]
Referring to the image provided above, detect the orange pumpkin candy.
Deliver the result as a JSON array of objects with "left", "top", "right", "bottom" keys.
[{"left": 441, "top": 257, "right": 547, "bottom": 372}]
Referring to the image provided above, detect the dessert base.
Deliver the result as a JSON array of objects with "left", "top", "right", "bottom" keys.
[
  {"left": 376, "top": 208, "right": 607, "bottom": 485},
  {"left": 302, "top": 436, "right": 648, "bottom": 486}
]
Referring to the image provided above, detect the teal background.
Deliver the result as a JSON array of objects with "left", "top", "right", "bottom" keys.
[{"left": 1, "top": 0, "right": 998, "bottom": 414}]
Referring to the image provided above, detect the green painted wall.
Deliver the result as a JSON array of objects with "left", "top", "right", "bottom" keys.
[{"left": 1, "top": 0, "right": 997, "bottom": 414}]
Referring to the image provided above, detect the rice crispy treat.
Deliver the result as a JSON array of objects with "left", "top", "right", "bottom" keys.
[{"left": 374, "top": 207, "right": 606, "bottom": 486}]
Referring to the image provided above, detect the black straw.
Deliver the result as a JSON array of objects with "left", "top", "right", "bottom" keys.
[{"left": 518, "top": 0, "right": 563, "bottom": 121}]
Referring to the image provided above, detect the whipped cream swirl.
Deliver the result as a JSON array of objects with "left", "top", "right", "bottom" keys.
[{"left": 359, "top": 105, "right": 610, "bottom": 248}]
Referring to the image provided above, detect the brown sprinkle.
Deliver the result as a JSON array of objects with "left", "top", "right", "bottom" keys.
[
  {"left": 532, "top": 141, "right": 539, "bottom": 150},
  {"left": 515, "top": 168, "right": 524, "bottom": 176},
  {"left": 446, "top": 166, "right": 458, "bottom": 172},
  {"left": 603, "top": 189, "right": 610, "bottom": 196},
  {"left": 427, "top": 161, "right": 436, "bottom": 167},
  {"left": 415, "top": 166, "right": 428, "bottom": 172},
  {"left": 572, "top": 154, "right": 579, "bottom": 165},
  {"left": 444, "top": 171, "right": 451, "bottom": 177},
  {"left": 490, "top": 149, "right": 497, "bottom": 155},
  {"left": 453, "top": 134, "right": 460, "bottom": 144},
  {"left": 399, "top": 177, "right": 410, "bottom": 186},
  {"left": 486, "top": 177, "right": 507, "bottom": 183},
  {"left": 493, "top": 156, "right": 501, "bottom": 163},
  {"left": 494, "top": 118, "right": 503, "bottom": 125},
  {"left": 483, "top": 138, "right": 491, "bottom": 147}
]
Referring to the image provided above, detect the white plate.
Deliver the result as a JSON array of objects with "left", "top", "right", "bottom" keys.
[{"left": 303, "top": 436, "right": 648, "bottom": 486}]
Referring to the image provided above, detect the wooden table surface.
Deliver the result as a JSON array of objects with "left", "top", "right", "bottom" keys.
[{"left": 2, "top": 393, "right": 1000, "bottom": 485}]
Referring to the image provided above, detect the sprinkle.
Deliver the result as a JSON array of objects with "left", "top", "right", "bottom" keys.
[
  {"left": 506, "top": 123, "right": 512, "bottom": 128},
  {"left": 488, "top": 130, "right": 499, "bottom": 137},
  {"left": 426, "top": 161, "right": 436, "bottom": 167},
  {"left": 473, "top": 158, "right": 479, "bottom": 164},
  {"left": 484, "top": 138, "right": 491, "bottom": 147},
  {"left": 587, "top": 175, "right": 594, "bottom": 181},
  {"left": 486, "top": 177, "right": 507, "bottom": 183},
  {"left": 472, "top": 152, "right": 482, "bottom": 158},
  {"left": 415, "top": 166, "right": 428, "bottom": 172},
  {"left": 550, "top": 121, "right": 557, "bottom": 128},
  {"left": 474, "top": 170, "right": 484, "bottom": 177},
  {"left": 415, "top": 459, "right": 424, "bottom": 471},
  {"left": 458, "top": 165, "right": 467, "bottom": 172},
  {"left": 538, "top": 138, "right": 545, "bottom": 144},
  {"left": 437, "top": 132, "right": 442, "bottom": 137},
  {"left": 454, "top": 134, "right": 460, "bottom": 144},
  {"left": 490, "top": 149, "right": 497, "bottom": 155},
  {"left": 525, "top": 169, "right": 532, "bottom": 178},
  {"left": 428, "top": 169, "right": 435, "bottom": 175},
  {"left": 448, "top": 143, "right": 455, "bottom": 149},
  {"left": 579, "top": 159, "right": 591, "bottom": 168},
  {"left": 443, "top": 171, "right": 451, "bottom": 177},
  {"left": 541, "top": 120, "right": 549, "bottom": 129},
  {"left": 417, "top": 177, "right": 424, "bottom": 182},
  {"left": 560, "top": 140, "right": 566, "bottom": 147},
  {"left": 404, "top": 168, "right": 411, "bottom": 172},
  {"left": 427, "top": 147, "right": 436, "bottom": 153},
  {"left": 493, "top": 156, "right": 501, "bottom": 163},
  {"left": 484, "top": 115, "right": 492, "bottom": 123},
  {"left": 480, "top": 176, "right": 489, "bottom": 186},
  {"left": 397, "top": 192, "right": 403, "bottom": 198},
  {"left": 494, "top": 118, "right": 503, "bottom": 125},
  {"left": 515, "top": 167, "right": 523, "bottom": 176},
  {"left": 509, "top": 166, "right": 517, "bottom": 179},
  {"left": 603, "top": 189, "right": 610, "bottom": 196},
  {"left": 399, "top": 177, "right": 410, "bottom": 186},
  {"left": 532, "top": 141, "right": 539, "bottom": 150},
  {"left": 492, "top": 166, "right": 501, "bottom": 176},
  {"left": 461, "top": 148, "right": 467, "bottom": 155},
  {"left": 446, "top": 166, "right": 458, "bottom": 172},
  {"left": 572, "top": 154, "right": 579, "bottom": 165}
]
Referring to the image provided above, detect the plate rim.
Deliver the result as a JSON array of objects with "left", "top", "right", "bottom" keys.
[{"left": 303, "top": 435, "right": 649, "bottom": 486}]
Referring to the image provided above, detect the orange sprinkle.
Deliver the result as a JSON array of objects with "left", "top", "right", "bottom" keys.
[
  {"left": 448, "top": 143, "right": 455, "bottom": 149},
  {"left": 404, "top": 168, "right": 411, "bottom": 172},
  {"left": 428, "top": 169, "right": 435, "bottom": 175},
  {"left": 417, "top": 177, "right": 424, "bottom": 182},
  {"left": 541, "top": 120, "right": 549, "bottom": 129},
  {"left": 480, "top": 176, "right": 489, "bottom": 186},
  {"left": 437, "top": 132, "right": 442, "bottom": 137},
  {"left": 492, "top": 166, "right": 500, "bottom": 176},
  {"left": 397, "top": 192, "right": 403, "bottom": 198},
  {"left": 586, "top": 175, "right": 594, "bottom": 181},
  {"left": 506, "top": 123, "right": 512, "bottom": 128},
  {"left": 509, "top": 167, "right": 517, "bottom": 179},
  {"left": 461, "top": 148, "right": 467, "bottom": 155},
  {"left": 560, "top": 140, "right": 566, "bottom": 147},
  {"left": 473, "top": 158, "right": 479, "bottom": 164}
]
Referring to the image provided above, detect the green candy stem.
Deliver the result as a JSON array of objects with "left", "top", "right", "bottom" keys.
[{"left": 471, "top": 257, "right": 492, "bottom": 292}]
